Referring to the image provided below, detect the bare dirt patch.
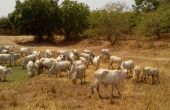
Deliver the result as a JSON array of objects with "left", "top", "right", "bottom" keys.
[{"left": 0, "top": 35, "right": 170, "bottom": 110}]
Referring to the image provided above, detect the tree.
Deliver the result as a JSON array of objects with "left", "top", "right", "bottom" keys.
[
  {"left": 0, "top": 17, "right": 12, "bottom": 30},
  {"left": 9, "top": 0, "right": 61, "bottom": 41},
  {"left": 133, "top": 0, "right": 160, "bottom": 12},
  {"left": 130, "top": 0, "right": 160, "bottom": 35},
  {"left": 0, "top": 17, "right": 13, "bottom": 35},
  {"left": 137, "top": 5, "right": 170, "bottom": 39},
  {"left": 160, "top": 0, "right": 170, "bottom": 4},
  {"left": 104, "top": 2, "right": 129, "bottom": 12},
  {"left": 60, "top": 0, "right": 90, "bottom": 40},
  {"left": 84, "top": 2, "right": 132, "bottom": 40}
]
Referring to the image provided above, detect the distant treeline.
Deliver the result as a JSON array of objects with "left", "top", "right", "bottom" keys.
[{"left": 0, "top": 0, "right": 170, "bottom": 41}]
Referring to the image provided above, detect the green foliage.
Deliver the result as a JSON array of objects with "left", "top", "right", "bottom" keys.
[
  {"left": 0, "top": 66, "right": 27, "bottom": 88},
  {"left": 9, "top": 0, "right": 61, "bottom": 41},
  {"left": 0, "top": 17, "right": 14, "bottom": 35},
  {"left": 1, "top": 0, "right": 170, "bottom": 41},
  {"left": 0, "top": 17, "right": 12, "bottom": 29},
  {"left": 136, "top": 4, "right": 170, "bottom": 38},
  {"left": 84, "top": 9, "right": 132, "bottom": 39},
  {"left": 136, "top": 13, "right": 157, "bottom": 36},
  {"left": 133, "top": 0, "right": 160, "bottom": 12},
  {"left": 8, "top": 66, "right": 27, "bottom": 82},
  {"left": 104, "top": 2, "right": 129, "bottom": 12},
  {"left": 129, "top": 12, "right": 142, "bottom": 34},
  {"left": 157, "top": 5, "right": 170, "bottom": 33},
  {"left": 60, "top": 0, "right": 90, "bottom": 40}
]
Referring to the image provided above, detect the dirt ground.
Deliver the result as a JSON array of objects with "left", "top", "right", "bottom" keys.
[{"left": 0, "top": 35, "right": 170, "bottom": 110}]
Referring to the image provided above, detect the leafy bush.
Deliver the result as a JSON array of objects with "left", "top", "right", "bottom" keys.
[
  {"left": 0, "top": 17, "right": 13, "bottom": 35},
  {"left": 84, "top": 9, "right": 132, "bottom": 39},
  {"left": 136, "top": 4, "right": 170, "bottom": 39}
]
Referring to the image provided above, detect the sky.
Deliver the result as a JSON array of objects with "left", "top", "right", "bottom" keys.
[{"left": 0, "top": 0, "right": 135, "bottom": 17}]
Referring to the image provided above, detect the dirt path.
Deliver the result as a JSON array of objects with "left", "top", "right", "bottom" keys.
[
  {"left": 125, "top": 56, "right": 170, "bottom": 61},
  {"left": 0, "top": 35, "right": 169, "bottom": 62}
]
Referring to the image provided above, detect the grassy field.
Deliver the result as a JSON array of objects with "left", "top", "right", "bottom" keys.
[
  {"left": 0, "top": 36, "right": 170, "bottom": 110},
  {"left": 0, "top": 66, "right": 27, "bottom": 87}
]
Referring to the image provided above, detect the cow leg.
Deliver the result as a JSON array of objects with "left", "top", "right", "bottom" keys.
[
  {"left": 97, "top": 84, "right": 102, "bottom": 98},
  {"left": 80, "top": 79, "right": 83, "bottom": 85},
  {"left": 130, "top": 69, "right": 132, "bottom": 77},
  {"left": 10, "top": 60, "right": 11, "bottom": 67},
  {"left": 110, "top": 85, "right": 114, "bottom": 104},
  {"left": 152, "top": 75, "right": 154, "bottom": 85},
  {"left": 115, "top": 85, "right": 121, "bottom": 96},
  {"left": 83, "top": 72, "right": 86, "bottom": 83},
  {"left": 59, "top": 71, "right": 62, "bottom": 77},
  {"left": 137, "top": 74, "right": 139, "bottom": 82},
  {"left": 89, "top": 80, "right": 99, "bottom": 98},
  {"left": 112, "top": 63, "right": 114, "bottom": 69}
]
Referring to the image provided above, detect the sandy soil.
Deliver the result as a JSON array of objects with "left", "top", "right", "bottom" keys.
[{"left": 0, "top": 35, "right": 170, "bottom": 110}]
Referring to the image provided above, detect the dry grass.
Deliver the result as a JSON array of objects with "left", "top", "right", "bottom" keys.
[
  {"left": 0, "top": 35, "right": 170, "bottom": 110},
  {"left": 0, "top": 91, "right": 18, "bottom": 109}
]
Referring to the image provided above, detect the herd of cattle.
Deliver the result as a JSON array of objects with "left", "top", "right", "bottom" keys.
[{"left": 0, "top": 45, "right": 160, "bottom": 103}]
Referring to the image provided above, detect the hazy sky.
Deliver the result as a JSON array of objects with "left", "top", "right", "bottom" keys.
[{"left": 0, "top": 0, "right": 135, "bottom": 17}]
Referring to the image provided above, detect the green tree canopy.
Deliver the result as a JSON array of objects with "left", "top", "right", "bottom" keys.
[
  {"left": 9, "top": 0, "right": 61, "bottom": 41},
  {"left": 136, "top": 4, "right": 170, "bottom": 39},
  {"left": 133, "top": 0, "right": 160, "bottom": 12},
  {"left": 104, "top": 2, "right": 129, "bottom": 12},
  {"left": 0, "top": 17, "right": 13, "bottom": 35},
  {"left": 0, "top": 17, "right": 12, "bottom": 29},
  {"left": 60, "top": 0, "right": 90, "bottom": 40},
  {"left": 84, "top": 2, "right": 131, "bottom": 39}
]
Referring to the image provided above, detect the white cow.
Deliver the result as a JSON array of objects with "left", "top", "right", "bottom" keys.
[
  {"left": 89, "top": 69, "right": 127, "bottom": 103},
  {"left": 0, "top": 66, "right": 11, "bottom": 81},
  {"left": 48, "top": 61, "right": 71, "bottom": 77},
  {"left": 45, "top": 49, "right": 52, "bottom": 58},
  {"left": 143, "top": 67, "right": 160, "bottom": 84}
]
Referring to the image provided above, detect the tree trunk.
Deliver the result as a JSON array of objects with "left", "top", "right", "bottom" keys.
[
  {"left": 65, "top": 31, "right": 71, "bottom": 41},
  {"left": 107, "top": 33, "right": 117, "bottom": 46},
  {"left": 157, "top": 34, "right": 161, "bottom": 40},
  {"left": 155, "top": 30, "right": 161, "bottom": 40},
  {"left": 34, "top": 35, "right": 43, "bottom": 42},
  {"left": 47, "top": 33, "right": 54, "bottom": 42}
]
